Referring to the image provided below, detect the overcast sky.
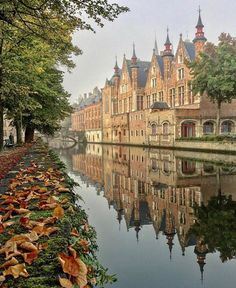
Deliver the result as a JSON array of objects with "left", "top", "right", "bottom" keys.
[{"left": 63, "top": 0, "right": 236, "bottom": 103}]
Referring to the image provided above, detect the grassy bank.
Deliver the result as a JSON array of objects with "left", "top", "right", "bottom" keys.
[{"left": 0, "top": 141, "right": 115, "bottom": 288}]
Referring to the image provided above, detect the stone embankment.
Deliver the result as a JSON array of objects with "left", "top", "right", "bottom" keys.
[{"left": 0, "top": 141, "right": 114, "bottom": 288}]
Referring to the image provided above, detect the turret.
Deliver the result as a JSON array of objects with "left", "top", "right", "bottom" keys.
[
  {"left": 162, "top": 28, "right": 174, "bottom": 79},
  {"left": 113, "top": 56, "right": 120, "bottom": 87},
  {"left": 193, "top": 7, "right": 207, "bottom": 56},
  {"left": 131, "top": 44, "right": 139, "bottom": 110},
  {"left": 154, "top": 37, "right": 159, "bottom": 56}
]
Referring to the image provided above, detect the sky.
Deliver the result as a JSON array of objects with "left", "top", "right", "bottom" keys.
[{"left": 63, "top": 0, "right": 236, "bottom": 103}]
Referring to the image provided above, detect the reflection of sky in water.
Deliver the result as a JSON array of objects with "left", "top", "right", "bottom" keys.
[{"left": 56, "top": 144, "right": 236, "bottom": 288}]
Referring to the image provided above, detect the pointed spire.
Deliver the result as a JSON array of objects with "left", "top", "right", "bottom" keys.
[
  {"left": 165, "top": 27, "right": 171, "bottom": 45},
  {"left": 154, "top": 35, "right": 159, "bottom": 55},
  {"left": 131, "top": 43, "right": 137, "bottom": 66},
  {"left": 193, "top": 7, "right": 207, "bottom": 43},
  {"left": 114, "top": 56, "right": 120, "bottom": 76},
  {"left": 163, "top": 27, "right": 173, "bottom": 56},
  {"left": 196, "top": 6, "right": 204, "bottom": 28}
]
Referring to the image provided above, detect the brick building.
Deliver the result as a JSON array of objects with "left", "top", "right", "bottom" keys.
[
  {"left": 71, "top": 88, "right": 102, "bottom": 142},
  {"left": 101, "top": 10, "right": 236, "bottom": 146}
]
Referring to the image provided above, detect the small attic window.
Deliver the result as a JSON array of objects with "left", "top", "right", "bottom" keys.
[
  {"left": 178, "top": 54, "right": 183, "bottom": 64},
  {"left": 152, "top": 66, "right": 156, "bottom": 74}
]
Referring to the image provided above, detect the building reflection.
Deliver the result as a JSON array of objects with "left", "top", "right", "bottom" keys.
[{"left": 70, "top": 143, "right": 236, "bottom": 279}]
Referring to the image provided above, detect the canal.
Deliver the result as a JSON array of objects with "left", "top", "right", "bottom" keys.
[{"left": 52, "top": 142, "right": 236, "bottom": 288}]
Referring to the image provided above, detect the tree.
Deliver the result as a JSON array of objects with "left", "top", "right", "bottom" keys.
[
  {"left": 189, "top": 194, "right": 236, "bottom": 262},
  {"left": 189, "top": 33, "right": 236, "bottom": 135},
  {"left": 0, "top": 0, "right": 129, "bottom": 149}
]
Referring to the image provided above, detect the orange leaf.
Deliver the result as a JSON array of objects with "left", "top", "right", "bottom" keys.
[
  {"left": 57, "top": 187, "right": 70, "bottom": 193},
  {"left": 0, "top": 224, "right": 4, "bottom": 234},
  {"left": 59, "top": 277, "right": 73, "bottom": 288},
  {"left": 53, "top": 205, "right": 64, "bottom": 219},
  {"left": 0, "top": 257, "right": 18, "bottom": 269},
  {"left": 58, "top": 253, "right": 81, "bottom": 277},
  {"left": 70, "top": 228, "right": 80, "bottom": 237},
  {"left": 19, "top": 242, "right": 38, "bottom": 252},
  {"left": 23, "top": 251, "right": 39, "bottom": 265},
  {"left": 3, "top": 263, "right": 29, "bottom": 279},
  {"left": 74, "top": 257, "right": 88, "bottom": 288}
]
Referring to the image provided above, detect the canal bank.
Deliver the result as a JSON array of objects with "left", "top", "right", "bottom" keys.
[
  {"left": 84, "top": 139, "right": 236, "bottom": 155},
  {"left": 0, "top": 141, "right": 115, "bottom": 288}
]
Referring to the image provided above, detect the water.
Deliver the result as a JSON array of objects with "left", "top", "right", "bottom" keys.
[{"left": 53, "top": 143, "right": 236, "bottom": 288}]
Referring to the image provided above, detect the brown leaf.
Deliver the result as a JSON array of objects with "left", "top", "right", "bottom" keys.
[
  {"left": 23, "top": 251, "right": 39, "bottom": 265},
  {"left": 53, "top": 205, "right": 64, "bottom": 219},
  {"left": 19, "top": 242, "right": 38, "bottom": 252},
  {"left": 0, "top": 257, "right": 18, "bottom": 269},
  {"left": 59, "top": 277, "right": 73, "bottom": 288},
  {"left": 70, "top": 228, "right": 80, "bottom": 237},
  {"left": 74, "top": 257, "right": 88, "bottom": 288},
  {"left": 57, "top": 187, "right": 70, "bottom": 193},
  {"left": 58, "top": 253, "right": 81, "bottom": 277},
  {"left": 3, "top": 264, "right": 29, "bottom": 279},
  {"left": 0, "top": 275, "right": 6, "bottom": 282}
]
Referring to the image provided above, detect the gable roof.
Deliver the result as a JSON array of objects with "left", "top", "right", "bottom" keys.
[{"left": 183, "top": 41, "right": 195, "bottom": 60}]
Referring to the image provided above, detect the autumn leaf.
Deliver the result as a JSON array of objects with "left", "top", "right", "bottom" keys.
[
  {"left": 58, "top": 277, "right": 73, "bottom": 288},
  {"left": 19, "top": 242, "right": 38, "bottom": 252},
  {"left": 0, "top": 257, "right": 18, "bottom": 269},
  {"left": 74, "top": 257, "right": 88, "bottom": 288},
  {"left": 70, "top": 228, "right": 80, "bottom": 237},
  {"left": 53, "top": 205, "right": 64, "bottom": 219},
  {"left": 57, "top": 187, "right": 70, "bottom": 193},
  {"left": 58, "top": 253, "right": 81, "bottom": 277},
  {"left": 3, "top": 263, "right": 29, "bottom": 279},
  {"left": 23, "top": 251, "right": 39, "bottom": 265}
]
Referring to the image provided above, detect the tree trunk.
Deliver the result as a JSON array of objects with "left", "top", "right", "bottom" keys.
[
  {"left": 25, "top": 126, "right": 34, "bottom": 143},
  {"left": 216, "top": 101, "right": 221, "bottom": 135},
  {"left": 15, "top": 116, "right": 23, "bottom": 145}
]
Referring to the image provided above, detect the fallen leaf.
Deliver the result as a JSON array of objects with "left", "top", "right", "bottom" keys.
[
  {"left": 19, "top": 242, "right": 38, "bottom": 252},
  {"left": 23, "top": 251, "right": 39, "bottom": 265},
  {"left": 0, "top": 257, "right": 18, "bottom": 269},
  {"left": 53, "top": 205, "right": 64, "bottom": 219},
  {"left": 3, "top": 263, "right": 29, "bottom": 279},
  {"left": 59, "top": 277, "right": 73, "bottom": 288},
  {"left": 58, "top": 253, "right": 81, "bottom": 277},
  {"left": 70, "top": 228, "right": 80, "bottom": 237},
  {"left": 74, "top": 257, "right": 88, "bottom": 288}
]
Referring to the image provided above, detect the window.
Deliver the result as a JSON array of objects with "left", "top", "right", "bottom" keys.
[
  {"left": 136, "top": 130, "right": 139, "bottom": 136},
  {"left": 188, "top": 82, "right": 194, "bottom": 104},
  {"left": 147, "top": 95, "right": 151, "bottom": 108},
  {"left": 159, "top": 91, "right": 164, "bottom": 102},
  {"left": 141, "top": 130, "right": 144, "bottom": 136},
  {"left": 131, "top": 131, "right": 134, "bottom": 136},
  {"left": 152, "top": 66, "right": 156, "bottom": 74},
  {"left": 178, "top": 86, "right": 185, "bottom": 105},
  {"left": 151, "top": 78, "right": 157, "bottom": 88},
  {"left": 119, "top": 100, "right": 122, "bottom": 113},
  {"left": 152, "top": 93, "right": 157, "bottom": 103},
  {"left": 123, "top": 129, "right": 126, "bottom": 136},
  {"left": 163, "top": 123, "right": 169, "bottom": 139},
  {"left": 169, "top": 88, "right": 175, "bottom": 107},
  {"left": 178, "top": 68, "right": 184, "bottom": 80},
  {"left": 151, "top": 123, "right": 157, "bottom": 135},
  {"left": 137, "top": 96, "right": 143, "bottom": 110},
  {"left": 221, "top": 121, "right": 234, "bottom": 133},
  {"left": 129, "top": 97, "right": 132, "bottom": 111},
  {"left": 151, "top": 159, "right": 158, "bottom": 171},
  {"left": 203, "top": 121, "right": 214, "bottom": 134}
]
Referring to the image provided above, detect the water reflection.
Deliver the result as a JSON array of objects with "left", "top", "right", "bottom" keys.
[{"left": 55, "top": 143, "right": 236, "bottom": 286}]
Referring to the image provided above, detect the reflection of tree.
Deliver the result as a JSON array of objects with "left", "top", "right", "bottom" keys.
[{"left": 189, "top": 195, "right": 236, "bottom": 262}]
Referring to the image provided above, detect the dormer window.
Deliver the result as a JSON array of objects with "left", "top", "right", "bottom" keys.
[
  {"left": 178, "top": 68, "right": 184, "bottom": 80},
  {"left": 151, "top": 78, "right": 157, "bottom": 88},
  {"left": 152, "top": 66, "right": 156, "bottom": 74}
]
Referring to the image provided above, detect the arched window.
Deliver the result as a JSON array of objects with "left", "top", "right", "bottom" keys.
[
  {"left": 163, "top": 123, "right": 169, "bottom": 139},
  {"left": 151, "top": 123, "right": 157, "bottom": 135},
  {"left": 203, "top": 121, "right": 214, "bottom": 134},
  {"left": 181, "top": 121, "right": 196, "bottom": 138},
  {"left": 221, "top": 120, "right": 234, "bottom": 134}
]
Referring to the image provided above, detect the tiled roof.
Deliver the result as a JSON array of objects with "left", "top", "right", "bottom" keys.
[
  {"left": 126, "top": 59, "right": 150, "bottom": 87},
  {"left": 184, "top": 41, "right": 195, "bottom": 60},
  {"left": 151, "top": 101, "right": 169, "bottom": 110},
  {"left": 156, "top": 55, "right": 164, "bottom": 77}
]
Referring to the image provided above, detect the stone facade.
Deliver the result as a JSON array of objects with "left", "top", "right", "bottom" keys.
[
  {"left": 71, "top": 88, "right": 102, "bottom": 143},
  {"left": 100, "top": 11, "right": 236, "bottom": 146}
]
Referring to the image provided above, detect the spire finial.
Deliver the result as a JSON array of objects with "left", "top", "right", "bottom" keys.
[
  {"left": 164, "top": 27, "right": 172, "bottom": 55},
  {"left": 131, "top": 42, "right": 137, "bottom": 65},
  {"left": 193, "top": 6, "right": 207, "bottom": 43},
  {"left": 114, "top": 55, "right": 119, "bottom": 76},
  {"left": 154, "top": 33, "right": 159, "bottom": 55}
]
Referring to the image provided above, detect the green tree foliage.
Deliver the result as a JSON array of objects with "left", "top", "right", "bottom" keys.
[
  {"left": 190, "top": 194, "right": 236, "bottom": 263},
  {"left": 0, "top": 0, "right": 129, "bottom": 149},
  {"left": 189, "top": 33, "right": 236, "bottom": 135}
]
